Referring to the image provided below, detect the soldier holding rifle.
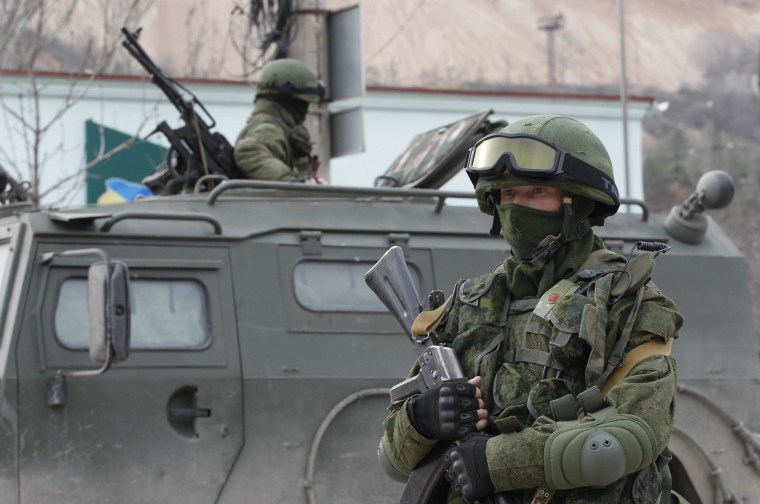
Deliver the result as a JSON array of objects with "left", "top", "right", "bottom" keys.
[{"left": 378, "top": 115, "right": 687, "bottom": 504}]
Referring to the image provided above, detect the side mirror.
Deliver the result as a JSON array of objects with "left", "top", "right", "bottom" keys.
[
  {"left": 42, "top": 248, "right": 131, "bottom": 407},
  {"left": 88, "top": 260, "right": 131, "bottom": 364}
]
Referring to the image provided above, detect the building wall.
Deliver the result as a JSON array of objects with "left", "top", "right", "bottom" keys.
[{"left": 0, "top": 72, "right": 651, "bottom": 208}]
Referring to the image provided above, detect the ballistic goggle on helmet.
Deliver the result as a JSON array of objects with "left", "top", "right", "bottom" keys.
[{"left": 467, "top": 115, "right": 620, "bottom": 225}]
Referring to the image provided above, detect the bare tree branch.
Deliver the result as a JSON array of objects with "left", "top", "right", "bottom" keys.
[{"left": 0, "top": 0, "right": 154, "bottom": 208}]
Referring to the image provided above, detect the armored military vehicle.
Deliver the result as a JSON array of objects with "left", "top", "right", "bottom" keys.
[{"left": 0, "top": 106, "right": 758, "bottom": 504}]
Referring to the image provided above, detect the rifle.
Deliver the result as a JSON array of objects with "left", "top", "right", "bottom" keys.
[
  {"left": 121, "top": 27, "right": 242, "bottom": 194},
  {"left": 365, "top": 247, "right": 506, "bottom": 504},
  {"left": 364, "top": 246, "right": 464, "bottom": 402}
]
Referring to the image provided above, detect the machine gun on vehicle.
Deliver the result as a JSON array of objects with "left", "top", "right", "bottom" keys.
[
  {"left": 0, "top": 163, "right": 31, "bottom": 209},
  {"left": 121, "top": 27, "right": 242, "bottom": 195}
]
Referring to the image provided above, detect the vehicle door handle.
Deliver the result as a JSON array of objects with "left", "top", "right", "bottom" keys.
[
  {"left": 169, "top": 407, "right": 211, "bottom": 418},
  {"left": 167, "top": 386, "right": 211, "bottom": 438}
]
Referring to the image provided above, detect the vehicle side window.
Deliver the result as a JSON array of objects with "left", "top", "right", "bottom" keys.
[
  {"left": 54, "top": 277, "right": 210, "bottom": 349},
  {"left": 293, "top": 260, "right": 421, "bottom": 312}
]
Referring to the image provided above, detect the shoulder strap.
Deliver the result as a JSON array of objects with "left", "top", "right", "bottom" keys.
[
  {"left": 582, "top": 272, "right": 614, "bottom": 387},
  {"left": 411, "top": 295, "right": 453, "bottom": 336},
  {"left": 600, "top": 338, "right": 673, "bottom": 396}
]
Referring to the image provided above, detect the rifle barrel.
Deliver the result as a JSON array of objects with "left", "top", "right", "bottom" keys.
[{"left": 121, "top": 26, "right": 205, "bottom": 125}]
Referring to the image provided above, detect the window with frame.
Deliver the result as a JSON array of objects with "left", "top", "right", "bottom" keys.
[
  {"left": 293, "top": 260, "right": 422, "bottom": 312},
  {"left": 55, "top": 277, "right": 210, "bottom": 349}
]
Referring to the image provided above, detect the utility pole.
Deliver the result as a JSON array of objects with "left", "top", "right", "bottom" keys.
[
  {"left": 286, "top": 0, "right": 332, "bottom": 179},
  {"left": 617, "top": 0, "right": 630, "bottom": 203},
  {"left": 283, "top": 0, "right": 365, "bottom": 182},
  {"left": 537, "top": 14, "right": 564, "bottom": 85}
]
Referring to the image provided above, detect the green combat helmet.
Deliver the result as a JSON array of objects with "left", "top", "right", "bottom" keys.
[
  {"left": 257, "top": 58, "right": 326, "bottom": 103},
  {"left": 465, "top": 114, "right": 621, "bottom": 266}
]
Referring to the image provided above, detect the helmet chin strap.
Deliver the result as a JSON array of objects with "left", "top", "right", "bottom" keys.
[
  {"left": 490, "top": 211, "right": 502, "bottom": 236},
  {"left": 533, "top": 195, "right": 573, "bottom": 268},
  {"left": 488, "top": 192, "right": 503, "bottom": 236},
  {"left": 528, "top": 200, "right": 571, "bottom": 269}
]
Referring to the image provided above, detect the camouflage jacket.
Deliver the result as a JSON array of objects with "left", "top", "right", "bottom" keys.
[
  {"left": 382, "top": 250, "right": 683, "bottom": 504},
  {"left": 233, "top": 97, "right": 313, "bottom": 181}
]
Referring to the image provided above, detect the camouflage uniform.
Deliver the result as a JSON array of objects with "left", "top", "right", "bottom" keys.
[
  {"left": 233, "top": 58, "right": 324, "bottom": 182},
  {"left": 233, "top": 96, "right": 313, "bottom": 181},
  {"left": 383, "top": 238, "right": 682, "bottom": 502},
  {"left": 380, "top": 115, "right": 685, "bottom": 503}
]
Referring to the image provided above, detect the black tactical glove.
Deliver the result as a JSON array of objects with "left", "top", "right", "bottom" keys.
[
  {"left": 444, "top": 434, "right": 495, "bottom": 504},
  {"left": 407, "top": 378, "right": 480, "bottom": 441}
]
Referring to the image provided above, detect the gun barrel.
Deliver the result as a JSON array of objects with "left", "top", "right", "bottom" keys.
[
  {"left": 121, "top": 26, "right": 198, "bottom": 121},
  {"left": 121, "top": 27, "right": 160, "bottom": 75}
]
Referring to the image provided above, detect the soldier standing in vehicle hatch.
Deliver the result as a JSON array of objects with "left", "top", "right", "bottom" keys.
[
  {"left": 234, "top": 58, "right": 327, "bottom": 184},
  {"left": 379, "top": 115, "right": 689, "bottom": 503}
]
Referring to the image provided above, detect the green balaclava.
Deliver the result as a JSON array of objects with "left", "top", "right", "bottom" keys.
[
  {"left": 499, "top": 196, "right": 598, "bottom": 299},
  {"left": 254, "top": 94, "right": 310, "bottom": 124},
  {"left": 497, "top": 196, "right": 594, "bottom": 259}
]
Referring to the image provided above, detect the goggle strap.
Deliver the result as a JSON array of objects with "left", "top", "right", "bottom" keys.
[
  {"left": 561, "top": 156, "right": 619, "bottom": 204},
  {"left": 267, "top": 81, "right": 326, "bottom": 99}
]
